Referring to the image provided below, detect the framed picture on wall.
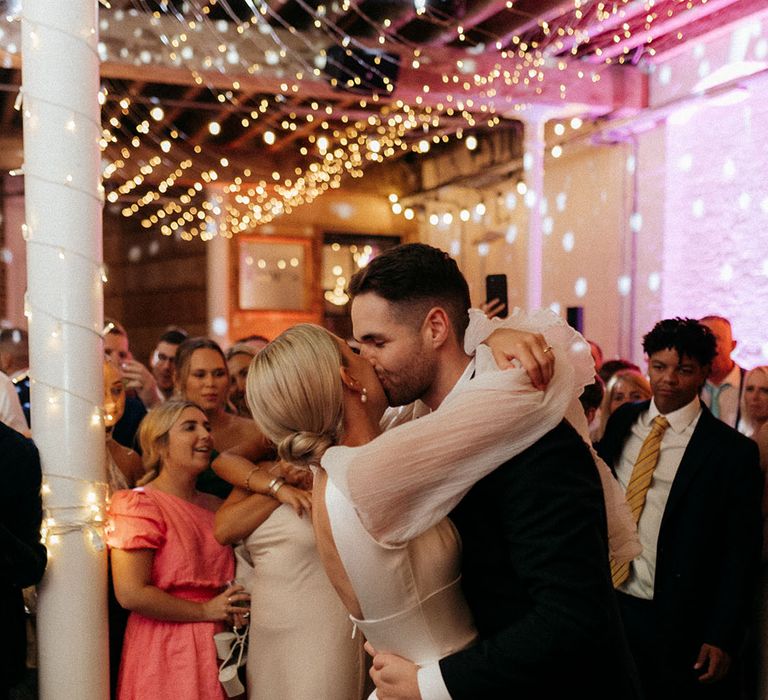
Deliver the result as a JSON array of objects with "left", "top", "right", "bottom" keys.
[{"left": 237, "top": 236, "right": 313, "bottom": 311}]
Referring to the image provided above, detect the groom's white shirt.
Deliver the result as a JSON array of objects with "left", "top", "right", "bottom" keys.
[{"left": 379, "top": 360, "right": 477, "bottom": 700}]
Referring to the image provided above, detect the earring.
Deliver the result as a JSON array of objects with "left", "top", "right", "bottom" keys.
[{"left": 360, "top": 387, "right": 368, "bottom": 403}]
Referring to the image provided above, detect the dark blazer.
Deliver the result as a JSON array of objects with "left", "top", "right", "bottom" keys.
[
  {"left": 596, "top": 401, "right": 762, "bottom": 661},
  {"left": 0, "top": 422, "right": 47, "bottom": 692},
  {"left": 440, "top": 420, "right": 641, "bottom": 699}
]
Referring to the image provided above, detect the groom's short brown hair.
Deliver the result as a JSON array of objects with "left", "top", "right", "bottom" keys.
[{"left": 349, "top": 243, "right": 471, "bottom": 340}]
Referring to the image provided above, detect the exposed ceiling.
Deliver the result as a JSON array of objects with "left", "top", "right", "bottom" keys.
[{"left": 1, "top": 0, "right": 766, "bottom": 236}]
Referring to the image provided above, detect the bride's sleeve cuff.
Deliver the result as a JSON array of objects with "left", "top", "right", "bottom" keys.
[{"left": 417, "top": 662, "right": 452, "bottom": 700}]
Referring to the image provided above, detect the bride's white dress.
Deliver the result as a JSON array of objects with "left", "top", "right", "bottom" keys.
[
  {"left": 319, "top": 309, "right": 641, "bottom": 671},
  {"left": 322, "top": 475, "right": 477, "bottom": 665}
]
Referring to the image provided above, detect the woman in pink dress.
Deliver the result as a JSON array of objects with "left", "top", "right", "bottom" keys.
[{"left": 107, "top": 400, "right": 306, "bottom": 700}]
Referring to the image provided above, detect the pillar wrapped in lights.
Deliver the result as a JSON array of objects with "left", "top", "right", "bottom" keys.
[{"left": 21, "top": 2, "right": 108, "bottom": 699}]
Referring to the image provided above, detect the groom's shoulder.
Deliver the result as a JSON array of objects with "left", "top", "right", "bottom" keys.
[
  {"left": 493, "top": 419, "right": 593, "bottom": 477},
  {"left": 521, "top": 419, "right": 590, "bottom": 459}
]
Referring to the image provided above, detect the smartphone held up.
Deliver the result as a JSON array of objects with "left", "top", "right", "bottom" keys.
[{"left": 484, "top": 274, "right": 508, "bottom": 319}]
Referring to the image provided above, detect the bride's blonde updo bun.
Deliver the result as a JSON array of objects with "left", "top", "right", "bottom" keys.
[
  {"left": 246, "top": 324, "right": 344, "bottom": 468},
  {"left": 276, "top": 431, "right": 336, "bottom": 468}
]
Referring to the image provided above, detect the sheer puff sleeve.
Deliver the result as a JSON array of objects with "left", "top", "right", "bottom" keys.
[
  {"left": 106, "top": 489, "right": 166, "bottom": 551},
  {"left": 322, "top": 307, "right": 594, "bottom": 547}
]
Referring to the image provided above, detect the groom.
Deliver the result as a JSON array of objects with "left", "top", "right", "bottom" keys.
[{"left": 348, "top": 243, "right": 640, "bottom": 699}]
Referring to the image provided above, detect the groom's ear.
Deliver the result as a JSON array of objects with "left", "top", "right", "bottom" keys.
[{"left": 422, "top": 307, "right": 451, "bottom": 348}]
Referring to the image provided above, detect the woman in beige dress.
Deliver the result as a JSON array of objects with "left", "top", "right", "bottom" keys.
[{"left": 214, "top": 468, "right": 366, "bottom": 700}]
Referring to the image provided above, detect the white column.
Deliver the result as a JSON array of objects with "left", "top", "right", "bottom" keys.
[
  {"left": 206, "top": 188, "right": 231, "bottom": 348},
  {"left": 21, "top": 2, "right": 109, "bottom": 699},
  {"left": 522, "top": 117, "right": 546, "bottom": 311}
]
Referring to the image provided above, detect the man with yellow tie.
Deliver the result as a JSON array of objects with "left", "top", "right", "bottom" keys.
[{"left": 597, "top": 318, "right": 762, "bottom": 700}]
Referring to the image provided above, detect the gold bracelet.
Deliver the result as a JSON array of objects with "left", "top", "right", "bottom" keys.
[
  {"left": 244, "top": 466, "right": 261, "bottom": 493},
  {"left": 267, "top": 476, "right": 285, "bottom": 496}
]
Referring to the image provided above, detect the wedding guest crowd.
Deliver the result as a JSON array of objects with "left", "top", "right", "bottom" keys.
[{"left": 7, "top": 244, "right": 768, "bottom": 700}]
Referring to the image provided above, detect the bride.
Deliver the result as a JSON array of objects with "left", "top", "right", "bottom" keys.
[{"left": 215, "top": 315, "right": 638, "bottom": 678}]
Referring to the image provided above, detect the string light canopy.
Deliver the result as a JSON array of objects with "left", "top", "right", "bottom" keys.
[{"left": 2, "top": 0, "right": 765, "bottom": 239}]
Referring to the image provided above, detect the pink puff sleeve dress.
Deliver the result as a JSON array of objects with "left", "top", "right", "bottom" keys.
[{"left": 107, "top": 487, "right": 234, "bottom": 700}]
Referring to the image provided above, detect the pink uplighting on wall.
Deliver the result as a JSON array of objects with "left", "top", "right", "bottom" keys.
[{"left": 655, "top": 16, "right": 768, "bottom": 368}]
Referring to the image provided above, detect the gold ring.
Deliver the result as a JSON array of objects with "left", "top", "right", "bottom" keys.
[{"left": 543, "top": 345, "right": 553, "bottom": 354}]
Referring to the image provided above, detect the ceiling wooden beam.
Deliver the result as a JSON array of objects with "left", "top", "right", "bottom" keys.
[
  {"left": 426, "top": 0, "right": 507, "bottom": 46},
  {"left": 585, "top": 0, "right": 745, "bottom": 62},
  {"left": 642, "top": 0, "right": 768, "bottom": 61},
  {"left": 1, "top": 6, "right": 641, "bottom": 114},
  {"left": 489, "top": 0, "right": 577, "bottom": 49}
]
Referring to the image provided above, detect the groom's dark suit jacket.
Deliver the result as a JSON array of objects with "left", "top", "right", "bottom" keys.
[
  {"left": 440, "top": 420, "right": 641, "bottom": 699},
  {"left": 595, "top": 402, "right": 762, "bottom": 680}
]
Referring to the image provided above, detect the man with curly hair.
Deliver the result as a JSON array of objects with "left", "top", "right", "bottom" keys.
[{"left": 597, "top": 317, "right": 762, "bottom": 700}]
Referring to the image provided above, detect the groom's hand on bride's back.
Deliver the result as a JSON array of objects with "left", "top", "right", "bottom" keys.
[
  {"left": 366, "top": 643, "right": 421, "bottom": 700},
  {"left": 484, "top": 328, "right": 555, "bottom": 390}
]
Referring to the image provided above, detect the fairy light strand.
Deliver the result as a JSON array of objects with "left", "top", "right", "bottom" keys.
[
  {"left": 57, "top": 0, "right": 724, "bottom": 237},
  {"left": 40, "top": 473, "right": 110, "bottom": 552}
]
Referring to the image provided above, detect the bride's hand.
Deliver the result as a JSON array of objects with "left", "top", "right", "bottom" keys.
[
  {"left": 483, "top": 328, "right": 554, "bottom": 390},
  {"left": 274, "top": 483, "right": 312, "bottom": 517}
]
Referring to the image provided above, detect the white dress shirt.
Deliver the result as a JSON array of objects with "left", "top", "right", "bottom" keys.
[{"left": 615, "top": 396, "right": 702, "bottom": 600}]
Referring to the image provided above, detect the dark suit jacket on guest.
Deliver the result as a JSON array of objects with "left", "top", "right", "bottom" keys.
[
  {"left": 440, "top": 420, "right": 641, "bottom": 699},
  {"left": 596, "top": 401, "right": 762, "bottom": 665},
  {"left": 0, "top": 422, "right": 47, "bottom": 693}
]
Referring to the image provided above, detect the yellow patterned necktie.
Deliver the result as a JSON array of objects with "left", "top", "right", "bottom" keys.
[{"left": 611, "top": 415, "right": 671, "bottom": 588}]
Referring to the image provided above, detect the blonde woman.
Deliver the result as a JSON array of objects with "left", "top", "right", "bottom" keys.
[
  {"left": 107, "top": 400, "right": 247, "bottom": 700},
  {"left": 107, "top": 400, "right": 306, "bottom": 700},
  {"left": 103, "top": 359, "right": 144, "bottom": 491},
  {"left": 594, "top": 368, "right": 652, "bottom": 441},
  {"left": 743, "top": 366, "right": 768, "bottom": 464}
]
